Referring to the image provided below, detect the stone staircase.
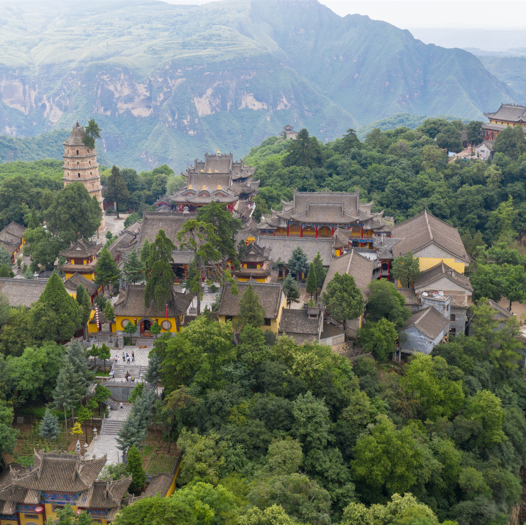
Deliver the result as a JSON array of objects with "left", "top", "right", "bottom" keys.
[
  {"left": 112, "top": 363, "right": 147, "bottom": 380},
  {"left": 101, "top": 418, "right": 124, "bottom": 436}
]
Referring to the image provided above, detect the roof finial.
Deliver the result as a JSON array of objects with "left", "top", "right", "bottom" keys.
[{"left": 217, "top": 148, "right": 220, "bottom": 156}]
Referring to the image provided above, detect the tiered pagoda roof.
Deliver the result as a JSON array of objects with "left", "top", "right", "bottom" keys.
[
  {"left": 258, "top": 191, "right": 387, "bottom": 230},
  {"left": 484, "top": 103, "right": 526, "bottom": 123}
]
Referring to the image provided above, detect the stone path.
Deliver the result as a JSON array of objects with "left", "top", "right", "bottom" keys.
[{"left": 110, "top": 346, "right": 152, "bottom": 368}]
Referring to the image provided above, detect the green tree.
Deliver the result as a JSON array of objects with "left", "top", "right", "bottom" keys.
[
  {"left": 140, "top": 238, "right": 151, "bottom": 275},
  {"left": 144, "top": 229, "right": 176, "bottom": 311},
  {"left": 144, "top": 351, "right": 162, "bottom": 385},
  {"left": 49, "top": 358, "right": 82, "bottom": 433},
  {"left": 98, "top": 343, "right": 111, "bottom": 372},
  {"left": 352, "top": 415, "right": 424, "bottom": 496},
  {"left": 238, "top": 505, "right": 301, "bottom": 525},
  {"left": 287, "top": 246, "right": 308, "bottom": 281},
  {"left": 162, "top": 385, "right": 197, "bottom": 443},
  {"left": 197, "top": 201, "right": 242, "bottom": 270},
  {"left": 0, "top": 246, "right": 12, "bottom": 271},
  {"left": 76, "top": 284, "right": 92, "bottom": 331},
  {"left": 39, "top": 408, "right": 61, "bottom": 443},
  {"left": 282, "top": 273, "right": 301, "bottom": 307},
  {"left": 237, "top": 283, "right": 266, "bottom": 330},
  {"left": 0, "top": 263, "right": 11, "bottom": 278},
  {"left": 292, "top": 391, "right": 330, "bottom": 453},
  {"left": 436, "top": 125, "right": 464, "bottom": 153},
  {"left": 494, "top": 124, "right": 526, "bottom": 159},
  {"left": 82, "top": 119, "right": 101, "bottom": 150},
  {"left": 306, "top": 263, "right": 317, "bottom": 299},
  {"left": 0, "top": 291, "right": 9, "bottom": 327},
  {"left": 466, "top": 121, "right": 484, "bottom": 148},
  {"left": 366, "top": 279, "right": 411, "bottom": 330},
  {"left": 487, "top": 195, "right": 518, "bottom": 241},
  {"left": 124, "top": 321, "right": 138, "bottom": 337},
  {"left": 339, "top": 128, "right": 362, "bottom": 154},
  {"left": 104, "top": 165, "right": 130, "bottom": 218},
  {"left": 149, "top": 320, "right": 161, "bottom": 338},
  {"left": 321, "top": 272, "right": 364, "bottom": 325},
  {"left": 112, "top": 495, "right": 196, "bottom": 525},
  {"left": 29, "top": 272, "right": 82, "bottom": 341},
  {"left": 391, "top": 252, "right": 420, "bottom": 288},
  {"left": 104, "top": 302, "right": 115, "bottom": 325},
  {"left": 126, "top": 444, "right": 147, "bottom": 493},
  {"left": 282, "top": 129, "right": 323, "bottom": 168},
  {"left": 0, "top": 400, "right": 19, "bottom": 457},
  {"left": 44, "top": 183, "right": 102, "bottom": 245},
  {"left": 23, "top": 226, "right": 62, "bottom": 270},
  {"left": 45, "top": 504, "right": 93, "bottom": 525},
  {"left": 95, "top": 248, "right": 120, "bottom": 290},
  {"left": 123, "top": 249, "right": 144, "bottom": 284},
  {"left": 464, "top": 390, "right": 506, "bottom": 448},
  {"left": 263, "top": 438, "right": 303, "bottom": 476},
  {"left": 401, "top": 354, "right": 465, "bottom": 420},
  {"left": 356, "top": 318, "right": 398, "bottom": 362},
  {"left": 312, "top": 252, "right": 327, "bottom": 293}
]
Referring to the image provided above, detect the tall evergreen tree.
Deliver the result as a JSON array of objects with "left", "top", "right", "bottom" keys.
[
  {"left": 282, "top": 274, "right": 301, "bottom": 307},
  {"left": 39, "top": 409, "right": 61, "bottom": 443},
  {"left": 95, "top": 248, "right": 120, "bottom": 290},
  {"left": 66, "top": 341, "right": 95, "bottom": 404},
  {"left": 312, "top": 252, "right": 327, "bottom": 292},
  {"left": 140, "top": 239, "right": 151, "bottom": 277},
  {"left": 321, "top": 272, "right": 364, "bottom": 326},
  {"left": 0, "top": 264, "right": 10, "bottom": 278},
  {"left": 123, "top": 249, "right": 145, "bottom": 284},
  {"left": 49, "top": 358, "right": 81, "bottom": 433},
  {"left": 196, "top": 202, "right": 242, "bottom": 269},
  {"left": 237, "top": 283, "right": 266, "bottom": 330},
  {"left": 76, "top": 284, "right": 92, "bottom": 330},
  {"left": 0, "top": 246, "right": 13, "bottom": 270},
  {"left": 104, "top": 165, "right": 130, "bottom": 218},
  {"left": 126, "top": 445, "right": 147, "bottom": 493},
  {"left": 306, "top": 263, "right": 317, "bottom": 299},
  {"left": 288, "top": 247, "right": 309, "bottom": 281},
  {"left": 144, "top": 230, "right": 176, "bottom": 310},
  {"left": 144, "top": 352, "right": 162, "bottom": 385},
  {"left": 282, "top": 128, "right": 323, "bottom": 168},
  {"left": 82, "top": 119, "right": 102, "bottom": 150},
  {"left": 0, "top": 291, "right": 9, "bottom": 327},
  {"left": 29, "top": 272, "right": 82, "bottom": 341}
]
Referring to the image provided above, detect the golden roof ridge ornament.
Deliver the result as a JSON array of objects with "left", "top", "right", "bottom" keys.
[{"left": 217, "top": 148, "right": 220, "bottom": 155}]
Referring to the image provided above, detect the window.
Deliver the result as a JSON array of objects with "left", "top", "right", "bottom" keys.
[
  {"left": 450, "top": 314, "right": 456, "bottom": 321},
  {"left": 121, "top": 319, "right": 130, "bottom": 327},
  {"left": 449, "top": 328, "right": 456, "bottom": 335},
  {"left": 77, "top": 162, "right": 79, "bottom": 167},
  {"left": 78, "top": 173, "right": 81, "bottom": 178},
  {"left": 225, "top": 316, "right": 233, "bottom": 322},
  {"left": 161, "top": 320, "right": 172, "bottom": 330},
  {"left": 382, "top": 263, "right": 388, "bottom": 271},
  {"left": 264, "top": 318, "right": 272, "bottom": 326},
  {"left": 77, "top": 150, "right": 79, "bottom": 155}
]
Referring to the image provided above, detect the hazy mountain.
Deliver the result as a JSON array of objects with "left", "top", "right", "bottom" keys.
[{"left": 0, "top": 0, "right": 518, "bottom": 170}]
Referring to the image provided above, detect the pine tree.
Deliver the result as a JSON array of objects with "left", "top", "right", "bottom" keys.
[
  {"left": 39, "top": 409, "right": 61, "bottom": 443},
  {"left": 29, "top": 271, "right": 82, "bottom": 341},
  {"left": 76, "top": 284, "right": 92, "bottom": 328},
  {"left": 49, "top": 358, "right": 81, "bottom": 434},
  {"left": 126, "top": 445, "right": 146, "bottom": 493},
  {"left": 306, "top": 263, "right": 317, "bottom": 299},
  {"left": 123, "top": 249, "right": 144, "bottom": 284},
  {"left": 0, "top": 246, "right": 13, "bottom": 271},
  {"left": 282, "top": 274, "right": 301, "bottom": 307},
  {"left": 98, "top": 343, "right": 111, "bottom": 372},
  {"left": 104, "top": 165, "right": 130, "bottom": 218},
  {"left": 287, "top": 247, "right": 309, "bottom": 281},
  {"left": 144, "top": 352, "right": 162, "bottom": 385},
  {"left": 82, "top": 119, "right": 102, "bottom": 150},
  {"left": 144, "top": 230, "right": 176, "bottom": 310},
  {"left": 237, "top": 283, "right": 265, "bottom": 329},
  {"left": 282, "top": 128, "right": 323, "bottom": 168},
  {"left": 116, "top": 413, "right": 147, "bottom": 452},
  {"left": 95, "top": 248, "right": 120, "bottom": 290},
  {"left": 23, "top": 266, "right": 34, "bottom": 279},
  {"left": 312, "top": 252, "right": 327, "bottom": 292},
  {"left": 140, "top": 239, "right": 151, "bottom": 276},
  {"left": 66, "top": 341, "right": 95, "bottom": 403},
  {"left": 104, "top": 303, "right": 115, "bottom": 325}
]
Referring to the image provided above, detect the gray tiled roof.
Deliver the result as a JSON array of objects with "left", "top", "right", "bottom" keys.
[
  {"left": 76, "top": 477, "right": 132, "bottom": 509},
  {"left": 137, "top": 213, "right": 189, "bottom": 248},
  {"left": 485, "top": 103, "right": 526, "bottom": 122},
  {"left": 217, "top": 281, "right": 284, "bottom": 319},
  {"left": 0, "top": 278, "right": 49, "bottom": 307},
  {"left": 415, "top": 262, "right": 473, "bottom": 292},
  {"left": 108, "top": 232, "right": 137, "bottom": 260},
  {"left": 257, "top": 236, "right": 334, "bottom": 266},
  {"left": 397, "top": 288, "right": 420, "bottom": 307},
  {"left": 60, "top": 238, "right": 101, "bottom": 259},
  {"left": 63, "top": 122, "right": 87, "bottom": 146},
  {"left": 321, "top": 249, "right": 375, "bottom": 299},
  {"left": 404, "top": 306, "right": 449, "bottom": 340},
  {"left": 114, "top": 284, "right": 193, "bottom": 318},
  {"left": 279, "top": 309, "right": 320, "bottom": 336},
  {"left": 488, "top": 299, "right": 512, "bottom": 319},
  {"left": 64, "top": 272, "right": 100, "bottom": 296},
  {"left": 240, "top": 242, "right": 270, "bottom": 263},
  {"left": 0, "top": 222, "right": 26, "bottom": 256},
  {"left": 12, "top": 451, "right": 107, "bottom": 493},
  {"left": 391, "top": 210, "right": 469, "bottom": 263},
  {"left": 142, "top": 473, "right": 173, "bottom": 498}
]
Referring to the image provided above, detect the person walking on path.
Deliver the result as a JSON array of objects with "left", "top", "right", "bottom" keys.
[
  {"left": 119, "top": 402, "right": 124, "bottom": 409},
  {"left": 132, "top": 351, "right": 135, "bottom": 362}
]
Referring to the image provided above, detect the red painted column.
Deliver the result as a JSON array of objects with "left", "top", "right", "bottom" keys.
[
  {"left": 331, "top": 226, "right": 334, "bottom": 236},
  {"left": 361, "top": 226, "right": 364, "bottom": 239},
  {"left": 300, "top": 226, "right": 303, "bottom": 238},
  {"left": 273, "top": 230, "right": 276, "bottom": 236},
  {"left": 315, "top": 226, "right": 318, "bottom": 238},
  {"left": 287, "top": 224, "right": 290, "bottom": 237}
]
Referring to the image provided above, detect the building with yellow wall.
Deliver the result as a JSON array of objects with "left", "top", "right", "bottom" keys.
[
  {"left": 0, "top": 222, "right": 26, "bottom": 263},
  {"left": 217, "top": 281, "right": 286, "bottom": 334},
  {"left": 232, "top": 242, "right": 272, "bottom": 283},
  {"left": 391, "top": 210, "right": 470, "bottom": 274},
  {"left": 58, "top": 238, "right": 101, "bottom": 282},
  {"left": 64, "top": 272, "right": 102, "bottom": 303},
  {"left": 114, "top": 284, "right": 194, "bottom": 335}
]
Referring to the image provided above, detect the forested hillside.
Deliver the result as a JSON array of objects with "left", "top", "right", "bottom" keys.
[{"left": 0, "top": 0, "right": 518, "bottom": 170}]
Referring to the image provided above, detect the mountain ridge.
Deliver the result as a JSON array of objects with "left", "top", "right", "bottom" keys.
[{"left": 0, "top": 0, "right": 519, "bottom": 170}]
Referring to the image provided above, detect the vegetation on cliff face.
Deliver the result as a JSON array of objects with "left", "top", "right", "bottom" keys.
[{"left": 0, "top": 0, "right": 518, "bottom": 171}]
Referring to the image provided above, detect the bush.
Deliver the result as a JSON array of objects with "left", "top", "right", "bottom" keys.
[{"left": 17, "top": 406, "right": 73, "bottom": 420}]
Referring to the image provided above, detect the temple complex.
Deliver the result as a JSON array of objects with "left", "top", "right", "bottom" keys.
[
  {"left": 159, "top": 152, "right": 259, "bottom": 214},
  {"left": 0, "top": 450, "right": 131, "bottom": 525},
  {"left": 232, "top": 242, "right": 272, "bottom": 283},
  {"left": 483, "top": 103, "right": 526, "bottom": 141},
  {"left": 280, "top": 124, "right": 299, "bottom": 140},
  {"left": 257, "top": 191, "right": 390, "bottom": 248},
  {"left": 63, "top": 123, "right": 105, "bottom": 232}
]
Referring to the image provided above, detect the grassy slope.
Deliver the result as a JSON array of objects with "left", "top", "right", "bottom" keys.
[{"left": 478, "top": 56, "right": 526, "bottom": 100}]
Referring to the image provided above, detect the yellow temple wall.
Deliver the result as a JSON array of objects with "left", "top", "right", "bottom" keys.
[
  {"left": 419, "top": 257, "right": 465, "bottom": 274},
  {"left": 115, "top": 316, "right": 181, "bottom": 333},
  {"left": 65, "top": 272, "right": 96, "bottom": 282},
  {"left": 19, "top": 512, "right": 43, "bottom": 525},
  {"left": 1, "top": 518, "right": 18, "bottom": 525}
]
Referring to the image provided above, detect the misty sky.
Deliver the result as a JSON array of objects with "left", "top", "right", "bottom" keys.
[{"left": 165, "top": 0, "right": 526, "bottom": 30}]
